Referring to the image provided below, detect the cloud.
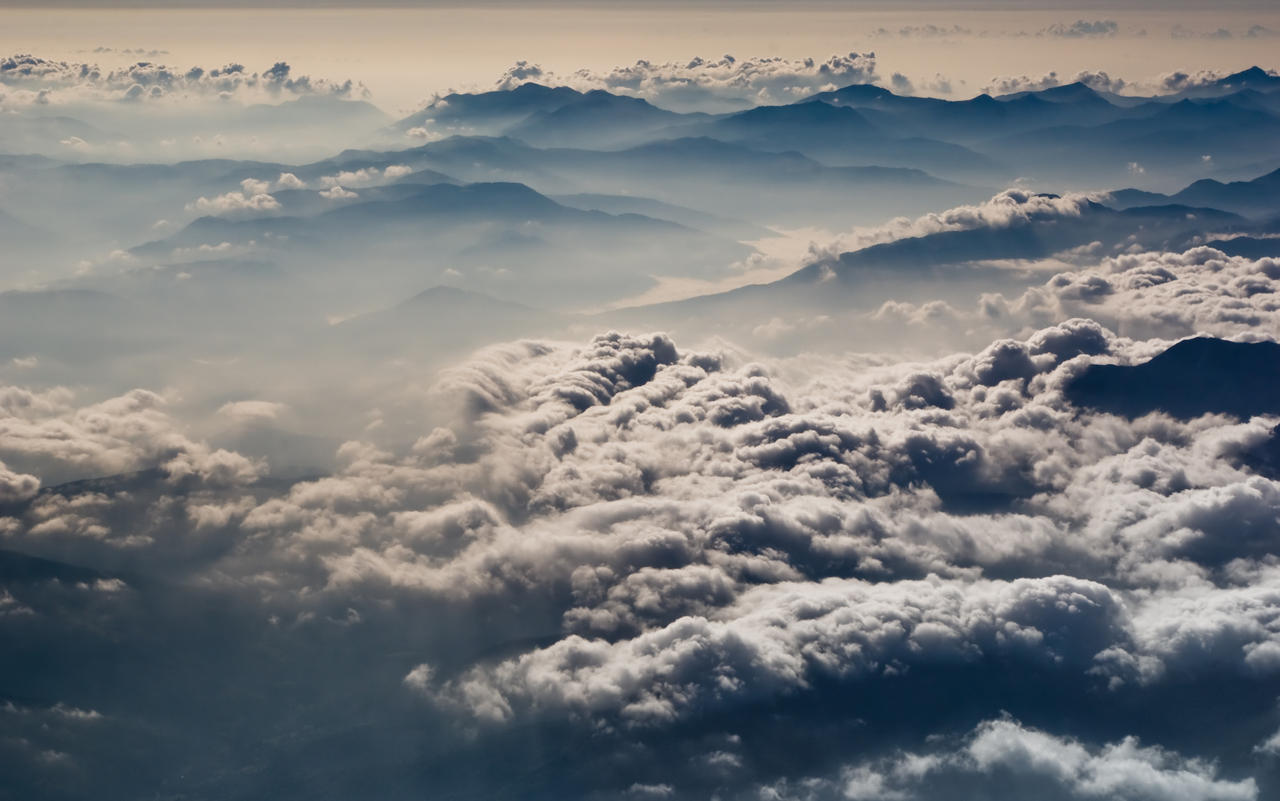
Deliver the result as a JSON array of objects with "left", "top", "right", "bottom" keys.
[
  {"left": 0, "top": 459, "right": 40, "bottom": 502},
  {"left": 0, "top": 385, "right": 261, "bottom": 487},
  {"left": 871, "top": 24, "right": 973, "bottom": 39},
  {"left": 1171, "top": 25, "right": 1240, "bottom": 40},
  {"left": 766, "top": 718, "right": 1258, "bottom": 801},
  {"left": 318, "top": 165, "right": 411, "bottom": 189},
  {"left": 185, "top": 185, "right": 281, "bottom": 216},
  {"left": 319, "top": 185, "right": 358, "bottom": 200},
  {"left": 782, "top": 246, "right": 1280, "bottom": 362},
  {"left": 217, "top": 400, "right": 288, "bottom": 423},
  {"left": 274, "top": 172, "right": 306, "bottom": 190},
  {"left": 489, "top": 52, "right": 879, "bottom": 111},
  {"left": 5, "top": 281, "right": 1280, "bottom": 794},
  {"left": 416, "top": 574, "right": 1125, "bottom": 725},
  {"left": 0, "top": 53, "right": 366, "bottom": 106},
  {"left": 1041, "top": 20, "right": 1120, "bottom": 38},
  {"left": 811, "top": 188, "right": 1098, "bottom": 256}
]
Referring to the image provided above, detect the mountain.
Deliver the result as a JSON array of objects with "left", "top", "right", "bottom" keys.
[
  {"left": 551, "top": 193, "right": 774, "bottom": 240},
  {"left": 594, "top": 196, "right": 1252, "bottom": 348},
  {"left": 390, "top": 82, "right": 585, "bottom": 135},
  {"left": 240, "top": 95, "right": 391, "bottom": 130},
  {"left": 1107, "top": 167, "right": 1280, "bottom": 218},
  {"left": 662, "top": 100, "right": 1001, "bottom": 178},
  {"left": 505, "top": 90, "right": 699, "bottom": 148},
  {"left": 1065, "top": 337, "right": 1280, "bottom": 419},
  {"left": 0, "top": 289, "right": 145, "bottom": 365},
  {"left": 315, "top": 135, "right": 977, "bottom": 228},
  {"left": 995, "top": 81, "right": 1117, "bottom": 106},
  {"left": 130, "top": 180, "right": 755, "bottom": 312},
  {"left": 1172, "top": 66, "right": 1280, "bottom": 100},
  {"left": 784, "top": 200, "right": 1245, "bottom": 285},
  {"left": 978, "top": 97, "right": 1280, "bottom": 184},
  {"left": 390, "top": 83, "right": 706, "bottom": 148},
  {"left": 802, "top": 83, "right": 1133, "bottom": 142},
  {"left": 0, "top": 113, "right": 115, "bottom": 154},
  {"left": 333, "top": 285, "right": 563, "bottom": 354}
]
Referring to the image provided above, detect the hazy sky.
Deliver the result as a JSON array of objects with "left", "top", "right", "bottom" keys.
[{"left": 3, "top": 4, "right": 1277, "bottom": 112}]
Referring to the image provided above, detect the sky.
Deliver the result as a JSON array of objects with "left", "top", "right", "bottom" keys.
[{"left": 1, "top": 5, "right": 1277, "bottom": 112}]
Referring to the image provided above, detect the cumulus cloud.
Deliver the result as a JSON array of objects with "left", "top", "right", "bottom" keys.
[
  {"left": 418, "top": 574, "right": 1125, "bottom": 725},
  {"left": 0, "top": 459, "right": 40, "bottom": 502},
  {"left": 318, "top": 164, "right": 411, "bottom": 189},
  {"left": 0, "top": 385, "right": 260, "bottom": 486},
  {"left": 7, "top": 303, "right": 1267, "bottom": 733},
  {"left": 319, "top": 185, "right": 358, "bottom": 200},
  {"left": 185, "top": 183, "right": 281, "bottom": 216},
  {"left": 490, "top": 52, "right": 879, "bottom": 111},
  {"left": 274, "top": 172, "right": 306, "bottom": 190},
  {"left": 764, "top": 718, "right": 1257, "bottom": 801},
  {"left": 1041, "top": 20, "right": 1120, "bottom": 38},
  {"left": 775, "top": 246, "right": 1280, "bottom": 363},
  {"left": 0, "top": 53, "right": 366, "bottom": 106}
]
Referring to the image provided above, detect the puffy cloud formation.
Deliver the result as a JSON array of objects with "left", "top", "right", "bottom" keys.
[
  {"left": 765, "top": 718, "right": 1258, "bottom": 800},
  {"left": 424, "top": 575, "right": 1126, "bottom": 725},
  {"left": 747, "top": 246, "right": 1280, "bottom": 359},
  {"left": 186, "top": 179, "right": 281, "bottom": 216},
  {"left": 0, "top": 385, "right": 260, "bottom": 486},
  {"left": 319, "top": 185, "right": 358, "bottom": 200},
  {"left": 878, "top": 247, "right": 1280, "bottom": 345},
  {"left": 1041, "top": 20, "right": 1120, "bottom": 38},
  {"left": 0, "top": 53, "right": 365, "bottom": 106},
  {"left": 0, "top": 459, "right": 39, "bottom": 503},
  {"left": 318, "top": 164, "right": 412, "bottom": 188},
  {"left": 493, "top": 53, "right": 879, "bottom": 110}
]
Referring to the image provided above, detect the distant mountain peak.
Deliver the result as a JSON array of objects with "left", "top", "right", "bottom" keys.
[{"left": 1224, "top": 66, "right": 1272, "bottom": 82}]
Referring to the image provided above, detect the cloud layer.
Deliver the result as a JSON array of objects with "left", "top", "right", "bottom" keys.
[{"left": 5, "top": 244, "right": 1279, "bottom": 794}]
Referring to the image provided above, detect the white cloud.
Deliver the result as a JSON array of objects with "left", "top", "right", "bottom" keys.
[
  {"left": 486, "top": 52, "right": 879, "bottom": 111},
  {"left": 1041, "top": 20, "right": 1120, "bottom": 38},
  {"left": 319, "top": 185, "right": 358, "bottom": 200},
  {"left": 319, "top": 164, "right": 412, "bottom": 189},
  {"left": 274, "top": 172, "right": 306, "bottom": 190},
  {"left": 186, "top": 189, "right": 280, "bottom": 216},
  {"left": 217, "top": 400, "right": 288, "bottom": 423},
  {"left": 0, "top": 53, "right": 367, "bottom": 106}
]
